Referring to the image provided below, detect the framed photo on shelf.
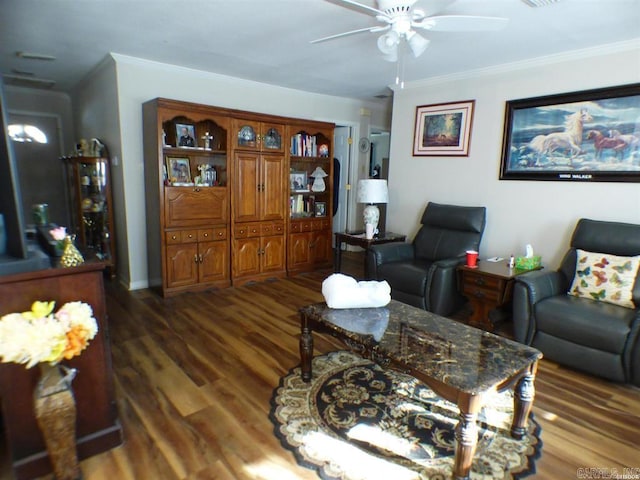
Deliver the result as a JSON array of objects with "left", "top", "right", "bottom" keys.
[
  {"left": 290, "top": 171, "right": 308, "bottom": 191},
  {"left": 500, "top": 83, "right": 640, "bottom": 182},
  {"left": 166, "top": 157, "right": 192, "bottom": 184},
  {"left": 175, "top": 123, "right": 196, "bottom": 148},
  {"left": 315, "top": 201, "right": 326, "bottom": 217},
  {"left": 412, "top": 100, "right": 475, "bottom": 156}
]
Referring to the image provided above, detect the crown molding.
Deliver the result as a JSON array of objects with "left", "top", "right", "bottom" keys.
[{"left": 393, "top": 38, "right": 640, "bottom": 92}]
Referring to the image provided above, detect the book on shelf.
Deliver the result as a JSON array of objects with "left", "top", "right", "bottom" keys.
[
  {"left": 290, "top": 193, "right": 316, "bottom": 217},
  {"left": 290, "top": 133, "right": 317, "bottom": 157}
]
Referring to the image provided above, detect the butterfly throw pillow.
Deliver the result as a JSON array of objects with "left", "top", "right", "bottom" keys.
[{"left": 568, "top": 249, "right": 640, "bottom": 308}]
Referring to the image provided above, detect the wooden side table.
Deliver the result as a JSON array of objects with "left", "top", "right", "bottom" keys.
[
  {"left": 334, "top": 231, "right": 406, "bottom": 278},
  {"left": 458, "top": 260, "right": 540, "bottom": 332}
]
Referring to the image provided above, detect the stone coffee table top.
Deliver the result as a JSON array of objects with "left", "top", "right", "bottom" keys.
[{"left": 300, "top": 300, "right": 542, "bottom": 394}]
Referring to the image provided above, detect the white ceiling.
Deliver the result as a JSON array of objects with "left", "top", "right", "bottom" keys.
[{"left": 1, "top": 0, "right": 639, "bottom": 101}]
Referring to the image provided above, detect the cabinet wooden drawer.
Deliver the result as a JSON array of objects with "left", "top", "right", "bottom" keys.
[
  {"left": 290, "top": 222, "right": 301, "bottom": 233},
  {"left": 198, "top": 228, "right": 215, "bottom": 242},
  {"left": 260, "top": 222, "right": 285, "bottom": 236},
  {"left": 462, "top": 273, "right": 501, "bottom": 290},
  {"left": 311, "top": 219, "right": 321, "bottom": 231},
  {"left": 261, "top": 223, "right": 273, "bottom": 236},
  {"left": 300, "top": 221, "right": 312, "bottom": 232},
  {"left": 165, "top": 231, "right": 182, "bottom": 245},
  {"left": 235, "top": 223, "right": 260, "bottom": 238},
  {"left": 247, "top": 223, "right": 260, "bottom": 237},
  {"left": 181, "top": 230, "right": 198, "bottom": 243},
  {"left": 165, "top": 229, "right": 198, "bottom": 244},
  {"left": 311, "top": 218, "right": 328, "bottom": 231},
  {"left": 462, "top": 284, "right": 501, "bottom": 302},
  {"left": 212, "top": 227, "right": 227, "bottom": 241}
]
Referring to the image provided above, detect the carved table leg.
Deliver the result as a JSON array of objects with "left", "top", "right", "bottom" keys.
[
  {"left": 454, "top": 396, "right": 481, "bottom": 480},
  {"left": 511, "top": 361, "right": 538, "bottom": 439},
  {"left": 334, "top": 238, "right": 342, "bottom": 273},
  {"left": 454, "top": 411, "right": 478, "bottom": 480},
  {"left": 300, "top": 314, "right": 314, "bottom": 382}
]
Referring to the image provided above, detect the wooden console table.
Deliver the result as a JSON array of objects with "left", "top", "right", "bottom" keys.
[{"left": 0, "top": 261, "right": 122, "bottom": 480}]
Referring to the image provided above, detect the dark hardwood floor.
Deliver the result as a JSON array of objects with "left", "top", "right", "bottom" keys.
[{"left": 4, "top": 251, "right": 639, "bottom": 479}]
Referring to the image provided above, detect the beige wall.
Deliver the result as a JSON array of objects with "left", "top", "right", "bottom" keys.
[{"left": 386, "top": 41, "right": 640, "bottom": 268}]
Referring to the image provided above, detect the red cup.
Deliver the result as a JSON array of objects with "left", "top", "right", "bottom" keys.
[{"left": 466, "top": 250, "right": 478, "bottom": 267}]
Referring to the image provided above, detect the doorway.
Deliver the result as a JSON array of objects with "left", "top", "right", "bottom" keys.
[
  {"left": 332, "top": 126, "right": 352, "bottom": 242},
  {"left": 332, "top": 127, "right": 391, "bottom": 241},
  {"left": 8, "top": 112, "right": 69, "bottom": 228}
]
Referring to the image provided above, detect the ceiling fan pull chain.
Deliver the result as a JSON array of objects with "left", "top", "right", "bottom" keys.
[{"left": 395, "top": 40, "right": 406, "bottom": 89}]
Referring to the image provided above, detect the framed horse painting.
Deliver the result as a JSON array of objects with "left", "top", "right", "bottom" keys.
[{"left": 500, "top": 83, "right": 640, "bottom": 182}]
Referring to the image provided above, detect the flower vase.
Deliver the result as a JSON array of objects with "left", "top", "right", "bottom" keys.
[
  {"left": 60, "top": 235, "right": 84, "bottom": 267},
  {"left": 33, "top": 363, "right": 82, "bottom": 480}
]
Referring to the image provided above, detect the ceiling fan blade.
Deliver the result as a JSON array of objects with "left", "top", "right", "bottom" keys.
[
  {"left": 415, "top": 15, "right": 508, "bottom": 32},
  {"left": 325, "top": 0, "right": 388, "bottom": 18},
  {"left": 310, "top": 25, "right": 390, "bottom": 44}
]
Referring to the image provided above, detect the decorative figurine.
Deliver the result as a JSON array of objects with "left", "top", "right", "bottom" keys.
[
  {"left": 202, "top": 132, "right": 214, "bottom": 150},
  {"left": 310, "top": 166, "right": 328, "bottom": 192}
]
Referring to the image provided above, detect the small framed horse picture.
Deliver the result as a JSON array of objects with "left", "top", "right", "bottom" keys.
[{"left": 500, "top": 83, "right": 640, "bottom": 182}]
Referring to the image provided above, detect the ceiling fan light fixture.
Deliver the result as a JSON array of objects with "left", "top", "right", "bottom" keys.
[
  {"left": 382, "top": 49, "right": 398, "bottom": 62},
  {"left": 406, "top": 31, "right": 429, "bottom": 58},
  {"left": 377, "top": 31, "right": 399, "bottom": 55}
]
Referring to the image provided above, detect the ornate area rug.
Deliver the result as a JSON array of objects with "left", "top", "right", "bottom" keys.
[{"left": 270, "top": 351, "right": 542, "bottom": 480}]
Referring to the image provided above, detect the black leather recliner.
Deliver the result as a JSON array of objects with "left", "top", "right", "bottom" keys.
[
  {"left": 513, "top": 218, "right": 640, "bottom": 386},
  {"left": 366, "top": 202, "right": 486, "bottom": 316}
]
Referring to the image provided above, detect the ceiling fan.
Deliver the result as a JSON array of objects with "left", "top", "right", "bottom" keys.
[{"left": 311, "top": 0, "right": 508, "bottom": 62}]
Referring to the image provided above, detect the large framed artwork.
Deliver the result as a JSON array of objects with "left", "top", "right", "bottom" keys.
[
  {"left": 412, "top": 100, "right": 475, "bottom": 156},
  {"left": 500, "top": 83, "right": 640, "bottom": 182}
]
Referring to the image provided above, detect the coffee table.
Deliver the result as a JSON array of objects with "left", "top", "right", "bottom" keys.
[{"left": 299, "top": 300, "right": 542, "bottom": 480}]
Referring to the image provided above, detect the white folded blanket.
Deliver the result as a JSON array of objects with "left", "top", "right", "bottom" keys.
[{"left": 322, "top": 273, "right": 391, "bottom": 309}]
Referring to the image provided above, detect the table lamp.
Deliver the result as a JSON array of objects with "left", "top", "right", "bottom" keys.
[{"left": 357, "top": 179, "right": 389, "bottom": 239}]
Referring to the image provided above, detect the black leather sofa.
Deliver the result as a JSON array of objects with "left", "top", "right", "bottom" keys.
[
  {"left": 366, "top": 202, "right": 486, "bottom": 316},
  {"left": 513, "top": 218, "right": 640, "bottom": 386}
]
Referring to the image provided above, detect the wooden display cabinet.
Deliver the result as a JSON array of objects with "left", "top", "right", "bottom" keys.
[
  {"left": 62, "top": 156, "right": 116, "bottom": 276},
  {"left": 233, "top": 119, "right": 285, "bottom": 154},
  {"left": 288, "top": 218, "right": 332, "bottom": 272},
  {"left": 288, "top": 125, "right": 334, "bottom": 274},
  {"left": 232, "top": 221, "right": 286, "bottom": 279},
  {"left": 143, "top": 98, "right": 231, "bottom": 296},
  {"left": 231, "top": 117, "right": 287, "bottom": 285},
  {"left": 143, "top": 98, "right": 335, "bottom": 295},
  {"left": 165, "top": 226, "right": 228, "bottom": 288}
]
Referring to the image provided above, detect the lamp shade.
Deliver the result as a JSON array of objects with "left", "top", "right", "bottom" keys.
[
  {"left": 407, "top": 31, "right": 430, "bottom": 58},
  {"left": 357, "top": 179, "right": 389, "bottom": 204}
]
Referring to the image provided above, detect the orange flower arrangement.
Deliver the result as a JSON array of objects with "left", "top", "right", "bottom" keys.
[{"left": 0, "top": 301, "right": 98, "bottom": 368}]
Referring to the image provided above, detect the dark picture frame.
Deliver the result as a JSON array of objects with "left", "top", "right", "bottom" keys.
[
  {"left": 175, "top": 123, "right": 196, "bottom": 148},
  {"left": 166, "top": 156, "right": 192, "bottom": 184},
  {"left": 412, "top": 100, "right": 475, "bottom": 156},
  {"left": 314, "top": 201, "right": 326, "bottom": 217},
  {"left": 290, "top": 171, "right": 308, "bottom": 192},
  {"left": 500, "top": 83, "right": 640, "bottom": 182}
]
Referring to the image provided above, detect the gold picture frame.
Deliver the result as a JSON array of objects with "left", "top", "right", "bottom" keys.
[
  {"left": 166, "top": 157, "right": 192, "bottom": 184},
  {"left": 412, "top": 100, "right": 475, "bottom": 157}
]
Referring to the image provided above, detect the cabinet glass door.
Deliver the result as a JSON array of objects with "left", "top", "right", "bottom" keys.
[{"left": 64, "top": 156, "right": 116, "bottom": 273}]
